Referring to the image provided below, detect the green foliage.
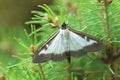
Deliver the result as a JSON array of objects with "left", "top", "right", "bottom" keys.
[{"left": 2, "top": 0, "right": 120, "bottom": 80}]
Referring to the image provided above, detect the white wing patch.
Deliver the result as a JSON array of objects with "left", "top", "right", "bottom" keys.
[
  {"left": 69, "top": 30, "right": 97, "bottom": 51},
  {"left": 39, "top": 29, "right": 66, "bottom": 55},
  {"left": 39, "top": 29, "right": 97, "bottom": 55}
]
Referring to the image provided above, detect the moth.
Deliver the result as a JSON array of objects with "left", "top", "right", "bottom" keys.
[{"left": 33, "top": 23, "right": 104, "bottom": 63}]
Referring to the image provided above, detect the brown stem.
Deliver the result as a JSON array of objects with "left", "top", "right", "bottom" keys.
[
  {"left": 66, "top": 63, "right": 71, "bottom": 80},
  {"left": 103, "top": 1, "right": 116, "bottom": 80},
  {"left": 104, "top": 0, "right": 111, "bottom": 39},
  {"left": 38, "top": 63, "right": 46, "bottom": 80},
  {"left": 31, "top": 45, "right": 46, "bottom": 80},
  {"left": 30, "top": 45, "right": 46, "bottom": 80}
]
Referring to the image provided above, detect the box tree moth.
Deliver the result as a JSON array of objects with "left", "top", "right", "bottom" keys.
[{"left": 33, "top": 23, "right": 104, "bottom": 63}]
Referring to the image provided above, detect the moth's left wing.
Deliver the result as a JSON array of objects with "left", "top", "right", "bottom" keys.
[{"left": 68, "top": 28, "right": 104, "bottom": 52}]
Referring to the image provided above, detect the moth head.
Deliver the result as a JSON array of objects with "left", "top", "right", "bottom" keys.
[{"left": 61, "top": 22, "right": 67, "bottom": 29}]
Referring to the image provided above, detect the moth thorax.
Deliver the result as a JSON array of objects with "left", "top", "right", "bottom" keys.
[{"left": 64, "top": 30, "right": 69, "bottom": 40}]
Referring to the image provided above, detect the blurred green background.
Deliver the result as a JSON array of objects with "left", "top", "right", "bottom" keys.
[
  {"left": 0, "top": 0, "right": 53, "bottom": 79},
  {"left": 0, "top": 0, "right": 53, "bottom": 65},
  {"left": 0, "top": 0, "right": 120, "bottom": 80}
]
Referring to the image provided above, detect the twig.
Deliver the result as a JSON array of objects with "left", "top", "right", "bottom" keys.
[
  {"left": 104, "top": 0, "right": 111, "bottom": 39},
  {"left": 30, "top": 45, "right": 46, "bottom": 80},
  {"left": 103, "top": 0, "right": 116, "bottom": 80},
  {"left": 100, "top": 50, "right": 120, "bottom": 64},
  {"left": 38, "top": 63, "right": 46, "bottom": 80},
  {"left": 66, "top": 62, "right": 71, "bottom": 80}
]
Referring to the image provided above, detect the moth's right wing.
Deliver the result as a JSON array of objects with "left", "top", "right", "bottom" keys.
[
  {"left": 68, "top": 28, "right": 104, "bottom": 52},
  {"left": 33, "top": 30, "right": 60, "bottom": 63}
]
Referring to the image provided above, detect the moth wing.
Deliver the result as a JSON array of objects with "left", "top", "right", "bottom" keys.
[
  {"left": 68, "top": 28, "right": 104, "bottom": 52},
  {"left": 33, "top": 30, "right": 66, "bottom": 63},
  {"left": 33, "top": 31, "right": 59, "bottom": 63}
]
